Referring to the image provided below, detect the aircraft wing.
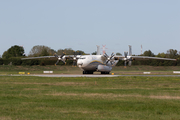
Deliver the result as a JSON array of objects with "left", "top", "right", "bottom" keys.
[
  {"left": 130, "top": 56, "right": 176, "bottom": 61},
  {"left": 21, "top": 55, "right": 82, "bottom": 60},
  {"left": 113, "top": 55, "right": 126, "bottom": 60},
  {"left": 114, "top": 55, "right": 176, "bottom": 61},
  {"left": 21, "top": 56, "right": 55, "bottom": 60}
]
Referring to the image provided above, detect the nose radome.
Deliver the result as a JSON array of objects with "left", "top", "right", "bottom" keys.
[{"left": 77, "top": 60, "right": 83, "bottom": 66}]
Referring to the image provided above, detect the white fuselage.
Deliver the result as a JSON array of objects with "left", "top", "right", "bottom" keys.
[{"left": 77, "top": 55, "right": 118, "bottom": 72}]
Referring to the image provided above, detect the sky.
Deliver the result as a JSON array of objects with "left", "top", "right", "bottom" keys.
[{"left": 0, "top": 0, "right": 180, "bottom": 56}]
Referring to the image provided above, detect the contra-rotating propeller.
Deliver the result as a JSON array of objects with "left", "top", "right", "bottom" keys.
[
  {"left": 104, "top": 53, "right": 115, "bottom": 65},
  {"left": 123, "top": 51, "right": 133, "bottom": 67},
  {"left": 72, "top": 51, "right": 78, "bottom": 66},
  {"left": 54, "top": 53, "right": 66, "bottom": 65},
  {"left": 124, "top": 51, "right": 128, "bottom": 67}
]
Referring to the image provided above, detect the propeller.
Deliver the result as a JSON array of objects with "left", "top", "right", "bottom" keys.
[
  {"left": 128, "top": 45, "right": 132, "bottom": 66},
  {"left": 128, "top": 61, "right": 132, "bottom": 66},
  {"left": 72, "top": 51, "right": 77, "bottom": 66},
  {"left": 104, "top": 53, "right": 115, "bottom": 65},
  {"left": 124, "top": 51, "right": 133, "bottom": 67},
  {"left": 54, "top": 53, "right": 66, "bottom": 65},
  {"left": 124, "top": 51, "right": 128, "bottom": 58},
  {"left": 124, "top": 52, "right": 128, "bottom": 68}
]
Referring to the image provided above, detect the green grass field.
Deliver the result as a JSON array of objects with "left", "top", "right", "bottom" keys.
[{"left": 0, "top": 76, "right": 180, "bottom": 120}]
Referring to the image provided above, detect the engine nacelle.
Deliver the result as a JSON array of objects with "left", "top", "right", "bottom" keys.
[{"left": 97, "top": 65, "right": 112, "bottom": 72}]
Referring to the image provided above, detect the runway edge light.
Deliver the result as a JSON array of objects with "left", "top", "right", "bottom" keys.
[{"left": 19, "top": 72, "right": 25, "bottom": 74}]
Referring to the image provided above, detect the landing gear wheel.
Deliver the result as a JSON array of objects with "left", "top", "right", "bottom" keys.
[
  {"left": 83, "top": 71, "right": 93, "bottom": 74},
  {"left": 101, "top": 72, "right": 110, "bottom": 74}
]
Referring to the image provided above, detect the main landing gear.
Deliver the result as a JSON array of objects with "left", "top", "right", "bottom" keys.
[
  {"left": 82, "top": 71, "right": 110, "bottom": 74},
  {"left": 83, "top": 71, "right": 94, "bottom": 74},
  {"left": 101, "top": 72, "right": 110, "bottom": 74}
]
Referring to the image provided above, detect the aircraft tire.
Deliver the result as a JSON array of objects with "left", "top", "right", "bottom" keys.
[
  {"left": 101, "top": 72, "right": 109, "bottom": 74},
  {"left": 83, "top": 71, "right": 93, "bottom": 74}
]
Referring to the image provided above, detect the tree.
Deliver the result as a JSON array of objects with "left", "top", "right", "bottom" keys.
[
  {"left": 57, "top": 48, "right": 74, "bottom": 55},
  {"left": 2, "top": 45, "right": 25, "bottom": 59},
  {"left": 28, "top": 45, "right": 54, "bottom": 57},
  {"left": 92, "top": 51, "right": 97, "bottom": 55},
  {"left": 41, "top": 49, "right": 49, "bottom": 56},
  {"left": 116, "top": 52, "right": 122, "bottom": 56},
  {"left": 2, "top": 51, "right": 9, "bottom": 59},
  {"left": 49, "top": 49, "right": 56, "bottom": 55},
  {"left": 166, "top": 49, "right": 178, "bottom": 59},
  {"left": 143, "top": 50, "right": 155, "bottom": 57},
  {"left": 76, "top": 50, "right": 86, "bottom": 55},
  {"left": 57, "top": 48, "right": 86, "bottom": 55},
  {"left": 157, "top": 52, "right": 166, "bottom": 58}
]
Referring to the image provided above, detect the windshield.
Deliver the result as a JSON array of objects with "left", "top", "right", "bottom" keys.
[{"left": 79, "top": 57, "right": 86, "bottom": 59}]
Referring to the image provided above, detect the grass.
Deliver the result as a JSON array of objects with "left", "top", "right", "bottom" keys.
[
  {"left": 0, "top": 65, "right": 81, "bottom": 74},
  {"left": 0, "top": 76, "right": 180, "bottom": 119}
]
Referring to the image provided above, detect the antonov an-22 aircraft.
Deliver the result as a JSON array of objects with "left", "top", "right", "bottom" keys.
[{"left": 22, "top": 46, "right": 176, "bottom": 74}]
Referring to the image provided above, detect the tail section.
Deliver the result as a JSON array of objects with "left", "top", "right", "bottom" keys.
[{"left": 96, "top": 45, "right": 100, "bottom": 55}]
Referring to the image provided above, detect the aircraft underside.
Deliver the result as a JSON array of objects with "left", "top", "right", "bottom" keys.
[{"left": 81, "top": 63, "right": 112, "bottom": 74}]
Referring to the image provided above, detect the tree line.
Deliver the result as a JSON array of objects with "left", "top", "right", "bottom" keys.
[{"left": 0, "top": 45, "right": 180, "bottom": 66}]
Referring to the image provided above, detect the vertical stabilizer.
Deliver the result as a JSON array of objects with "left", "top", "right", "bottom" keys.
[{"left": 97, "top": 45, "right": 100, "bottom": 55}]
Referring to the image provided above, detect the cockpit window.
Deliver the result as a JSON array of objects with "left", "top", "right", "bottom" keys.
[{"left": 79, "top": 57, "right": 86, "bottom": 59}]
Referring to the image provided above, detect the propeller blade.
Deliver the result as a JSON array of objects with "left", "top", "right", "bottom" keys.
[
  {"left": 55, "top": 60, "right": 59, "bottom": 65},
  {"left": 124, "top": 52, "right": 128, "bottom": 58},
  {"left": 110, "top": 53, "right": 115, "bottom": 59},
  {"left": 60, "top": 53, "right": 65, "bottom": 58},
  {"left": 54, "top": 53, "right": 58, "bottom": 58},
  {"left": 73, "top": 61, "right": 76, "bottom": 66},
  {"left": 104, "top": 53, "right": 108, "bottom": 58},
  {"left": 105, "top": 52, "right": 115, "bottom": 66},
  {"left": 124, "top": 61, "right": 127, "bottom": 67},
  {"left": 54, "top": 53, "right": 66, "bottom": 65},
  {"left": 61, "top": 60, "right": 66, "bottom": 64},
  {"left": 73, "top": 51, "right": 77, "bottom": 60},
  {"left": 110, "top": 61, "right": 114, "bottom": 65},
  {"left": 128, "top": 61, "right": 132, "bottom": 66}
]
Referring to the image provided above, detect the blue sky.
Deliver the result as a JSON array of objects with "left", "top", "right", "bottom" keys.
[{"left": 0, "top": 0, "right": 179, "bottom": 56}]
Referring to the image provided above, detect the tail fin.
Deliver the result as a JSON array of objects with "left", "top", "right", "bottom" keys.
[
  {"left": 129, "top": 45, "right": 132, "bottom": 56},
  {"left": 96, "top": 45, "right": 100, "bottom": 55}
]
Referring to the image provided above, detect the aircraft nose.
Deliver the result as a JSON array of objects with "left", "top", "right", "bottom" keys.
[{"left": 77, "top": 60, "right": 83, "bottom": 66}]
